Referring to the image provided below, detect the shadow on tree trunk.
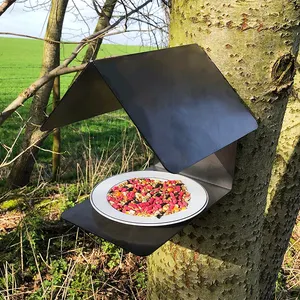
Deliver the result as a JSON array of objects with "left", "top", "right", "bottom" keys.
[
  {"left": 156, "top": 136, "right": 300, "bottom": 299},
  {"left": 259, "top": 137, "right": 300, "bottom": 299}
]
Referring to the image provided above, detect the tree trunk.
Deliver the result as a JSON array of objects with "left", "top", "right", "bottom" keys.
[
  {"left": 84, "top": 0, "right": 117, "bottom": 62},
  {"left": 51, "top": 0, "right": 116, "bottom": 180},
  {"left": 72, "top": 0, "right": 117, "bottom": 83},
  {"left": 259, "top": 54, "right": 300, "bottom": 299},
  {"left": 147, "top": 1, "right": 300, "bottom": 299},
  {"left": 7, "top": 0, "right": 68, "bottom": 188},
  {"left": 0, "top": 0, "right": 16, "bottom": 16},
  {"left": 52, "top": 76, "right": 61, "bottom": 181}
]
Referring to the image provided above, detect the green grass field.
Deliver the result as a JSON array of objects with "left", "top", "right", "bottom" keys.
[
  {"left": 0, "top": 37, "right": 152, "bottom": 97},
  {"left": 0, "top": 37, "right": 153, "bottom": 178}
]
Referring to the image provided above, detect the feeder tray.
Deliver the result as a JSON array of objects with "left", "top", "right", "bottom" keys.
[{"left": 41, "top": 44, "right": 257, "bottom": 256}]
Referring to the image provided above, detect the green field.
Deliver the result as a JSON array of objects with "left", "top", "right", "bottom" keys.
[
  {"left": 0, "top": 38, "right": 154, "bottom": 298},
  {"left": 0, "top": 37, "right": 153, "bottom": 179},
  {"left": 0, "top": 37, "right": 153, "bottom": 99}
]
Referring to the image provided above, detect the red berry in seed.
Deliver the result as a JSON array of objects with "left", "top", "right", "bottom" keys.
[{"left": 107, "top": 178, "right": 190, "bottom": 217}]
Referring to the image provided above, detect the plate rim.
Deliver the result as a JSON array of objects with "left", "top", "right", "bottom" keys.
[{"left": 90, "top": 171, "right": 208, "bottom": 226}]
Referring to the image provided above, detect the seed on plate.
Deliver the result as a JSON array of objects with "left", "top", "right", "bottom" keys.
[{"left": 107, "top": 178, "right": 191, "bottom": 218}]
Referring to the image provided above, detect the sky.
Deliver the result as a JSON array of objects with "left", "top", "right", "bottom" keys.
[{"left": 0, "top": 0, "right": 167, "bottom": 46}]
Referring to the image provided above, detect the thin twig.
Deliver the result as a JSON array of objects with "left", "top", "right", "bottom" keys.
[
  {"left": 0, "top": 131, "right": 50, "bottom": 168},
  {"left": 0, "top": 0, "right": 152, "bottom": 126},
  {"left": 33, "top": 144, "right": 65, "bottom": 155},
  {"left": 1, "top": 118, "right": 28, "bottom": 165},
  {"left": 0, "top": 32, "right": 79, "bottom": 44}
]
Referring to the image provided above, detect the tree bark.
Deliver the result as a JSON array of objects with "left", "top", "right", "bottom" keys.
[
  {"left": 72, "top": 0, "right": 117, "bottom": 83},
  {"left": 7, "top": 0, "right": 69, "bottom": 187},
  {"left": 52, "top": 76, "right": 61, "bottom": 181},
  {"left": 84, "top": 0, "right": 117, "bottom": 62},
  {"left": 0, "top": 0, "right": 16, "bottom": 16},
  {"left": 259, "top": 55, "right": 300, "bottom": 299},
  {"left": 147, "top": 1, "right": 300, "bottom": 299},
  {"left": 51, "top": 0, "right": 116, "bottom": 180}
]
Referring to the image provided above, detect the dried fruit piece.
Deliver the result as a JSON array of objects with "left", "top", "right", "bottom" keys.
[{"left": 106, "top": 178, "right": 191, "bottom": 218}]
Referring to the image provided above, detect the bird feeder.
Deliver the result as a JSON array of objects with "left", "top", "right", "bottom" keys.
[{"left": 41, "top": 44, "right": 257, "bottom": 256}]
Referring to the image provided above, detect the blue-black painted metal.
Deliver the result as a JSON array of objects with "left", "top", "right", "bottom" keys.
[
  {"left": 41, "top": 44, "right": 258, "bottom": 256},
  {"left": 41, "top": 44, "right": 257, "bottom": 173}
]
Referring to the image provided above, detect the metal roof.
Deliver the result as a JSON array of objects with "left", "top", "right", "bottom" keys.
[{"left": 41, "top": 44, "right": 257, "bottom": 173}]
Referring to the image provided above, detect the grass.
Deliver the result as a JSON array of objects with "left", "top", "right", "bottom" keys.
[
  {"left": 0, "top": 129, "right": 152, "bottom": 299},
  {"left": 0, "top": 37, "right": 153, "bottom": 178},
  {"left": 0, "top": 210, "right": 148, "bottom": 299},
  {"left": 0, "top": 37, "right": 152, "bottom": 97},
  {"left": 0, "top": 37, "right": 154, "bottom": 298}
]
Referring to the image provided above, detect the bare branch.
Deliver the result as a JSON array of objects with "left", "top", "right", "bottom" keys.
[
  {"left": 71, "top": 0, "right": 91, "bottom": 34},
  {"left": 92, "top": 0, "right": 102, "bottom": 16},
  {"left": 129, "top": 16, "right": 167, "bottom": 33},
  {"left": 119, "top": 0, "right": 129, "bottom": 31},
  {"left": 0, "top": 131, "right": 50, "bottom": 168},
  {"left": 1, "top": 119, "right": 27, "bottom": 165},
  {"left": 82, "top": 0, "right": 152, "bottom": 45},
  {"left": 0, "top": 32, "right": 79, "bottom": 44},
  {"left": 71, "top": 0, "right": 117, "bottom": 85},
  {"left": 0, "top": 63, "right": 88, "bottom": 126},
  {"left": 92, "top": 0, "right": 110, "bottom": 26},
  {"left": 161, "top": 0, "right": 171, "bottom": 8},
  {"left": 0, "top": 0, "right": 152, "bottom": 126},
  {"left": 0, "top": 0, "right": 16, "bottom": 16}
]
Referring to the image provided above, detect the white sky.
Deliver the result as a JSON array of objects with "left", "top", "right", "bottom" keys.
[{"left": 0, "top": 0, "right": 167, "bottom": 45}]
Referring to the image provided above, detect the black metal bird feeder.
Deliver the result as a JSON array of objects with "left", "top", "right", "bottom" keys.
[{"left": 41, "top": 44, "right": 257, "bottom": 256}]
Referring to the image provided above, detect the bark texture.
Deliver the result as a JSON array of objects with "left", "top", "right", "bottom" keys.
[
  {"left": 259, "top": 55, "right": 300, "bottom": 299},
  {"left": 83, "top": 0, "right": 117, "bottom": 63},
  {"left": 72, "top": 0, "right": 117, "bottom": 83},
  {"left": 0, "top": 0, "right": 15, "bottom": 16},
  {"left": 52, "top": 76, "right": 61, "bottom": 181},
  {"left": 147, "top": 1, "right": 300, "bottom": 299},
  {"left": 7, "top": 0, "right": 68, "bottom": 187}
]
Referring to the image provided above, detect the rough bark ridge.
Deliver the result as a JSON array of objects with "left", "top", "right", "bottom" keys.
[
  {"left": 7, "top": 0, "right": 68, "bottom": 187},
  {"left": 72, "top": 0, "right": 117, "bottom": 83},
  {"left": 52, "top": 76, "right": 61, "bottom": 181},
  {"left": 83, "top": 0, "right": 117, "bottom": 63},
  {"left": 147, "top": 1, "right": 300, "bottom": 299},
  {"left": 259, "top": 55, "right": 300, "bottom": 299}
]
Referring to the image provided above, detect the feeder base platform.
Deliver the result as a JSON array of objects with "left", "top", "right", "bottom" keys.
[{"left": 61, "top": 180, "right": 229, "bottom": 256}]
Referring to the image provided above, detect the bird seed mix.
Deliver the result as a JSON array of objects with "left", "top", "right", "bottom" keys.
[{"left": 107, "top": 178, "right": 191, "bottom": 218}]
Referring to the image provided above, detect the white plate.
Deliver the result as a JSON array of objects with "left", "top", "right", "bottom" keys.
[{"left": 90, "top": 171, "right": 208, "bottom": 226}]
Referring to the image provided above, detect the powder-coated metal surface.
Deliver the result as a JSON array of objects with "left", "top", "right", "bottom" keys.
[
  {"left": 62, "top": 178, "right": 229, "bottom": 256},
  {"left": 62, "top": 145, "right": 236, "bottom": 256},
  {"left": 40, "top": 64, "right": 122, "bottom": 130},
  {"left": 42, "top": 44, "right": 258, "bottom": 255},
  {"left": 41, "top": 44, "right": 257, "bottom": 173}
]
